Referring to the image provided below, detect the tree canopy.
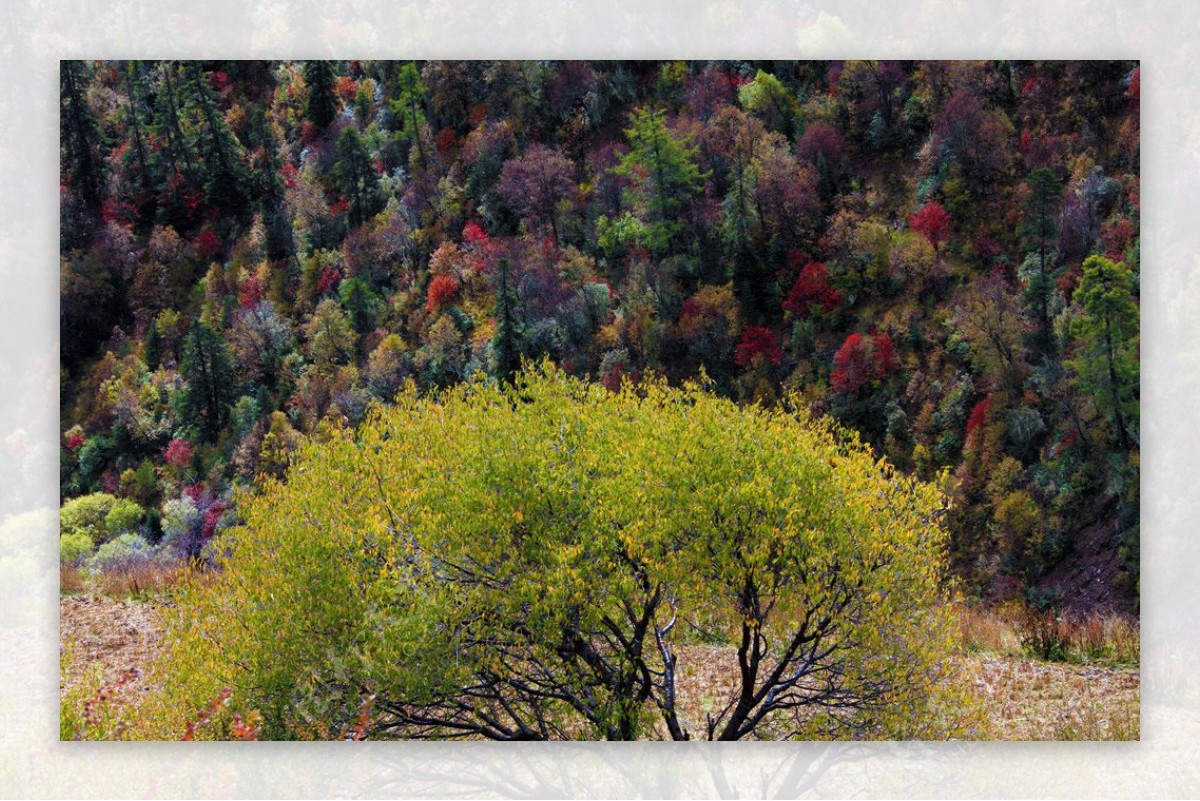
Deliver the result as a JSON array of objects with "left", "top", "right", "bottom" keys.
[{"left": 144, "top": 364, "right": 971, "bottom": 741}]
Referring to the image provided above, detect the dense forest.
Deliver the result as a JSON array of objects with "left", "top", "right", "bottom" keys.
[{"left": 59, "top": 59, "right": 1139, "bottom": 615}]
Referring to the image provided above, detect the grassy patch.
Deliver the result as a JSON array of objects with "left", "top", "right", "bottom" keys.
[
  {"left": 1016, "top": 608, "right": 1139, "bottom": 666},
  {"left": 59, "top": 564, "right": 86, "bottom": 595},
  {"left": 953, "top": 602, "right": 1139, "bottom": 668},
  {"left": 58, "top": 559, "right": 184, "bottom": 602},
  {"left": 92, "top": 562, "right": 182, "bottom": 601},
  {"left": 967, "top": 656, "right": 1139, "bottom": 740}
]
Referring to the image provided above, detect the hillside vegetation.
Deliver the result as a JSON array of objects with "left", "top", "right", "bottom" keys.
[{"left": 59, "top": 61, "right": 1140, "bottom": 738}]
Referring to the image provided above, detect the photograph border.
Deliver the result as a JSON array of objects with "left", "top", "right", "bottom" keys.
[{"left": 4, "top": 0, "right": 1192, "bottom": 796}]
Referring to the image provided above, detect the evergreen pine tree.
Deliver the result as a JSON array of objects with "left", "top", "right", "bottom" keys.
[
  {"left": 491, "top": 257, "right": 524, "bottom": 383},
  {"left": 1068, "top": 255, "right": 1139, "bottom": 452},
  {"left": 1021, "top": 168, "right": 1064, "bottom": 357},
  {"left": 334, "top": 126, "right": 385, "bottom": 228},
  {"left": 186, "top": 63, "right": 249, "bottom": 216},
  {"left": 304, "top": 60, "right": 339, "bottom": 131},
  {"left": 612, "top": 107, "right": 707, "bottom": 255},
  {"left": 178, "top": 320, "right": 236, "bottom": 442},
  {"left": 60, "top": 61, "right": 106, "bottom": 216},
  {"left": 144, "top": 318, "right": 162, "bottom": 371}
]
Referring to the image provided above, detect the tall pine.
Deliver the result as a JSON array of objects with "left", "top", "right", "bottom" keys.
[
  {"left": 1068, "top": 255, "right": 1138, "bottom": 452},
  {"left": 186, "top": 63, "right": 249, "bottom": 216},
  {"left": 612, "top": 107, "right": 707, "bottom": 256},
  {"left": 60, "top": 61, "right": 106, "bottom": 217},
  {"left": 178, "top": 320, "right": 236, "bottom": 442},
  {"left": 1021, "top": 168, "right": 1064, "bottom": 358},
  {"left": 334, "top": 126, "right": 385, "bottom": 228},
  {"left": 303, "top": 60, "right": 339, "bottom": 131},
  {"left": 491, "top": 257, "right": 524, "bottom": 383}
]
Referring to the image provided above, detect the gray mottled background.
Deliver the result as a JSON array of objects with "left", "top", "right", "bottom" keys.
[{"left": 2, "top": 1, "right": 1191, "bottom": 796}]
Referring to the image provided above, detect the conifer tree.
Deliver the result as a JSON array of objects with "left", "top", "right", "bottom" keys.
[
  {"left": 334, "top": 126, "right": 385, "bottom": 228},
  {"left": 186, "top": 63, "right": 249, "bottom": 216},
  {"left": 391, "top": 62, "right": 428, "bottom": 167},
  {"left": 491, "top": 257, "right": 524, "bottom": 383},
  {"left": 612, "top": 107, "right": 707, "bottom": 255},
  {"left": 60, "top": 61, "right": 106, "bottom": 216},
  {"left": 121, "top": 61, "right": 155, "bottom": 199},
  {"left": 1068, "top": 255, "right": 1138, "bottom": 452},
  {"left": 303, "top": 60, "right": 339, "bottom": 131},
  {"left": 178, "top": 320, "right": 236, "bottom": 442},
  {"left": 1021, "top": 168, "right": 1064, "bottom": 357},
  {"left": 144, "top": 317, "right": 162, "bottom": 371},
  {"left": 154, "top": 61, "right": 196, "bottom": 183}
]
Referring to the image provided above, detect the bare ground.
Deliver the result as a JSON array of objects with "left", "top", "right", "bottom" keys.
[{"left": 59, "top": 595, "right": 164, "bottom": 699}]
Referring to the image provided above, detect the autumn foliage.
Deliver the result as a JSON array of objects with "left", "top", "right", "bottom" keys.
[
  {"left": 783, "top": 261, "right": 843, "bottom": 316},
  {"left": 425, "top": 274, "right": 459, "bottom": 313},
  {"left": 735, "top": 324, "right": 783, "bottom": 368},
  {"left": 831, "top": 332, "right": 900, "bottom": 395},
  {"left": 163, "top": 438, "right": 193, "bottom": 469},
  {"left": 58, "top": 60, "right": 1140, "bottom": 740},
  {"left": 908, "top": 201, "right": 951, "bottom": 249}
]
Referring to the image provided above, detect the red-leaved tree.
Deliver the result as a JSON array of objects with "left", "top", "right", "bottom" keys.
[
  {"left": 497, "top": 144, "right": 576, "bottom": 241},
  {"left": 783, "top": 261, "right": 843, "bottom": 317},
  {"left": 908, "top": 201, "right": 951, "bottom": 249},
  {"left": 831, "top": 332, "right": 900, "bottom": 395},
  {"left": 238, "top": 274, "right": 265, "bottom": 309},
  {"left": 164, "top": 438, "right": 194, "bottom": 469},
  {"left": 195, "top": 229, "right": 221, "bottom": 263},
  {"left": 735, "top": 325, "right": 783, "bottom": 369},
  {"left": 426, "top": 274, "right": 460, "bottom": 314},
  {"left": 965, "top": 396, "right": 993, "bottom": 439},
  {"left": 796, "top": 121, "right": 846, "bottom": 175}
]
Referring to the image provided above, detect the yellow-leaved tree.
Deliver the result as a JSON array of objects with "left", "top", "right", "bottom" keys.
[{"left": 134, "top": 363, "right": 976, "bottom": 740}]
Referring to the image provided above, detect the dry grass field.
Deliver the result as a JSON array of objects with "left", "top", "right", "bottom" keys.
[{"left": 60, "top": 590, "right": 1139, "bottom": 741}]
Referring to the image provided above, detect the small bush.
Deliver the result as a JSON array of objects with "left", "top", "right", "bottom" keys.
[
  {"left": 1103, "top": 615, "right": 1140, "bottom": 665},
  {"left": 1017, "top": 607, "right": 1139, "bottom": 666},
  {"left": 121, "top": 459, "right": 160, "bottom": 507},
  {"left": 104, "top": 499, "right": 145, "bottom": 539},
  {"left": 1018, "top": 609, "right": 1070, "bottom": 661},
  {"left": 87, "top": 533, "right": 156, "bottom": 573},
  {"left": 95, "top": 561, "right": 180, "bottom": 600},
  {"left": 159, "top": 497, "right": 203, "bottom": 558},
  {"left": 1069, "top": 612, "right": 1140, "bottom": 666},
  {"left": 60, "top": 532, "right": 94, "bottom": 565},
  {"left": 60, "top": 564, "right": 86, "bottom": 594},
  {"left": 60, "top": 493, "right": 119, "bottom": 543}
]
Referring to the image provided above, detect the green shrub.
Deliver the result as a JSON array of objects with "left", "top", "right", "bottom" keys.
[
  {"left": 87, "top": 533, "right": 155, "bottom": 572},
  {"left": 60, "top": 493, "right": 119, "bottom": 543},
  {"left": 159, "top": 498, "right": 202, "bottom": 558},
  {"left": 121, "top": 459, "right": 160, "bottom": 507},
  {"left": 59, "top": 532, "right": 94, "bottom": 564},
  {"left": 104, "top": 499, "right": 145, "bottom": 539},
  {"left": 1018, "top": 609, "right": 1069, "bottom": 662}
]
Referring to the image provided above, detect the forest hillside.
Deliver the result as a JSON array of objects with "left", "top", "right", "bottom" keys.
[{"left": 59, "top": 60, "right": 1140, "bottom": 614}]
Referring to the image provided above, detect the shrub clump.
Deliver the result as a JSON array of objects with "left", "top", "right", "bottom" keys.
[
  {"left": 87, "top": 533, "right": 156, "bottom": 573},
  {"left": 104, "top": 499, "right": 145, "bottom": 539},
  {"left": 59, "top": 493, "right": 119, "bottom": 544},
  {"left": 59, "top": 532, "right": 94, "bottom": 565}
]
